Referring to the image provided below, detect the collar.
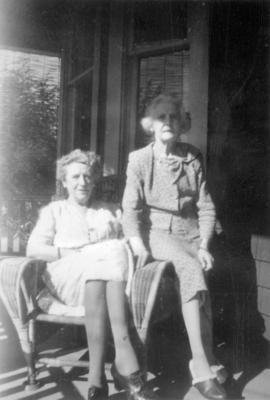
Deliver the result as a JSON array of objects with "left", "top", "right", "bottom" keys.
[{"left": 149, "top": 141, "right": 199, "bottom": 163}]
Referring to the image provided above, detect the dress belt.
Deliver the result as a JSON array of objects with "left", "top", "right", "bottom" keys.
[{"left": 148, "top": 208, "right": 198, "bottom": 235}]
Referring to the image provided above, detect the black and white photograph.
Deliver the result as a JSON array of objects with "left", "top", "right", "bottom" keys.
[{"left": 0, "top": 1, "right": 269, "bottom": 399}]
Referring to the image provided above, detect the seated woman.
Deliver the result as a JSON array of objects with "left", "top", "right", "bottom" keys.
[
  {"left": 27, "top": 149, "right": 157, "bottom": 400},
  {"left": 122, "top": 94, "right": 227, "bottom": 400}
]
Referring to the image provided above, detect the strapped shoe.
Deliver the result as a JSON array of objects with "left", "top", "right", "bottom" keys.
[
  {"left": 88, "top": 386, "right": 108, "bottom": 400},
  {"left": 111, "top": 363, "right": 158, "bottom": 400},
  {"left": 88, "top": 375, "right": 108, "bottom": 400},
  {"left": 189, "top": 360, "right": 227, "bottom": 400}
]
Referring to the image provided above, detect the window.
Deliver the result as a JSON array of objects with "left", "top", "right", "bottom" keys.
[
  {"left": 124, "top": 2, "right": 190, "bottom": 150},
  {"left": 137, "top": 50, "right": 190, "bottom": 147}
]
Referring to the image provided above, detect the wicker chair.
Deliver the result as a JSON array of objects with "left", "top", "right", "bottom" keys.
[
  {"left": 0, "top": 175, "right": 179, "bottom": 389},
  {"left": 0, "top": 255, "right": 177, "bottom": 390}
]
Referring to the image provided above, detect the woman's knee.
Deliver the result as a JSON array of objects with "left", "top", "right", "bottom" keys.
[{"left": 85, "top": 280, "right": 106, "bottom": 301}]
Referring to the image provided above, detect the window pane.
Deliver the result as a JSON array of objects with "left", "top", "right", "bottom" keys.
[
  {"left": 137, "top": 50, "right": 189, "bottom": 148},
  {"left": 70, "top": 9, "right": 95, "bottom": 78}
]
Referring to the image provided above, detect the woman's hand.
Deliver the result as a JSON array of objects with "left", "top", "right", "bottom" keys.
[
  {"left": 198, "top": 248, "right": 214, "bottom": 271},
  {"left": 129, "top": 237, "right": 152, "bottom": 269},
  {"left": 136, "top": 248, "right": 152, "bottom": 269}
]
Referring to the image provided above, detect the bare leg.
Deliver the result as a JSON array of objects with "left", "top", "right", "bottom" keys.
[
  {"left": 182, "top": 295, "right": 213, "bottom": 378},
  {"left": 85, "top": 281, "right": 107, "bottom": 388},
  {"left": 200, "top": 294, "right": 216, "bottom": 366},
  {"left": 106, "top": 281, "right": 139, "bottom": 376}
]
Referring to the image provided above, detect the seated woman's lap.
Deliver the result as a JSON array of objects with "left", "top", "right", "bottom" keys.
[
  {"left": 46, "top": 239, "right": 129, "bottom": 307},
  {"left": 149, "top": 229, "right": 207, "bottom": 303}
]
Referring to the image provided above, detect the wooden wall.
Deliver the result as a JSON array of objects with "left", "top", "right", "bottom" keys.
[
  {"left": 207, "top": 1, "right": 270, "bottom": 341},
  {"left": 252, "top": 235, "right": 270, "bottom": 341}
]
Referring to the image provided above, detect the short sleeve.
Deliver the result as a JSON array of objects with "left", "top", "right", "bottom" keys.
[{"left": 28, "top": 204, "right": 56, "bottom": 246}]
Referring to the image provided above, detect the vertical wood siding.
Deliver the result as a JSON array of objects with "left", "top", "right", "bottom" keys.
[{"left": 251, "top": 235, "right": 270, "bottom": 340}]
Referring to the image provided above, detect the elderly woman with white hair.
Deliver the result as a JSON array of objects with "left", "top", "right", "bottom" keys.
[
  {"left": 122, "top": 94, "right": 227, "bottom": 400},
  {"left": 27, "top": 149, "right": 157, "bottom": 400}
]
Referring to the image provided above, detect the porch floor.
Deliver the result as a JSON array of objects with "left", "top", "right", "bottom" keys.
[{"left": 1, "top": 300, "right": 269, "bottom": 400}]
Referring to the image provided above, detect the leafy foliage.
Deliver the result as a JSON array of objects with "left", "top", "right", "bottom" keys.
[{"left": 0, "top": 60, "right": 59, "bottom": 200}]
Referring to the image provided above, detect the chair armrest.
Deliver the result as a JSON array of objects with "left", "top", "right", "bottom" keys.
[
  {"left": 0, "top": 257, "right": 46, "bottom": 324},
  {"left": 130, "top": 260, "right": 177, "bottom": 343}
]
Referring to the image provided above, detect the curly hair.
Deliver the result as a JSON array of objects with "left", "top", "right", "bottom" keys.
[
  {"left": 141, "top": 93, "right": 190, "bottom": 135},
  {"left": 57, "top": 149, "right": 101, "bottom": 183}
]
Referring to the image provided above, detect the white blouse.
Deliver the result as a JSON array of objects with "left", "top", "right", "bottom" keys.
[{"left": 28, "top": 200, "right": 122, "bottom": 249}]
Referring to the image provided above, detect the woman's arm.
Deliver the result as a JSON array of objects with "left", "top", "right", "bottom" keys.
[
  {"left": 26, "top": 242, "right": 59, "bottom": 262},
  {"left": 195, "top": 154, "right": 216, "bottom": 250},
  {"left": 122, "top": 153, "right": 150, "bottom": 263},
  {"left": 122, "top": 153, "right": 144, "bottom": 239},
  {"left": 26, "top": 204, "right": 60, "bottom": 262},
  {"left": 194, "top": 154, "right": 216, "bottom": 271}
]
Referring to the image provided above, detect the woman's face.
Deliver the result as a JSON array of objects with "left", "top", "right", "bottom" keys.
[
  {"left": 149, "top": 101, "right": 180, "bottom": 144},
  {"left": 63, "top": 162, "right": 94, "bottom": 206}
]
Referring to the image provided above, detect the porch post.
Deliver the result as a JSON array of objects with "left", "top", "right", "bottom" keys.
[
  {"left": 90, "top": 6, "right": 102, "bottom": 154},
  {"left": 103, "top": 4, "right": 125, "bottom": 174},
  {"left": 186, "top": 2, "right": 209, "bottom": 159}
]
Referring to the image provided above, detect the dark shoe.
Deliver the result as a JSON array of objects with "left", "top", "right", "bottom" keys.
[
  {"left": 88, "top": 384, "right": 108, "bottom": 400},
  {"left": 111, "top": 363, "right": 158, "bottom": 400},
  {"left": 194, "top": 379, "right": 227, "bottom": 400},
  {"left": 189, "top": 361, "right": 227, "bottom": 400}
]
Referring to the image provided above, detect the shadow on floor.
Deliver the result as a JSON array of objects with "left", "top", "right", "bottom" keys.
[{"left": 1, "top": 241, "right": 269, "bottom": 400}]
